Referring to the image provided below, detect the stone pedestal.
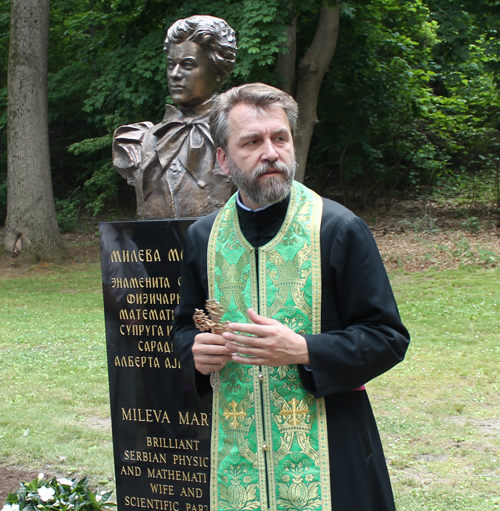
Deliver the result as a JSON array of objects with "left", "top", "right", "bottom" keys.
[{"left": 100, "top": 220, "right": 211, "bottom": 511}]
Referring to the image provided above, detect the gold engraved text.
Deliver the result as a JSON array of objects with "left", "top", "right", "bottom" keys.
[
  {"left": 146, "top": 437, "right": 200, "bottom": 451},
  {"left": 119, "top": 324, "right": 170, "bottom": 336},
  {"left": 147, "top": 468, "right": 207, "bottom": 484},
  {"left": 111, "top": 277, "right": 170, "bottom": 289},
  {"left": 172, "top": 455, "right": 209, "bottom": 467},
  {"left": 121, "top": 408, "right": 171, "bottom": 423},
  {"left": 120, "top": 466, "right": 142, "bottom": 477},
  {"left": 119, "top": 309, "right": 175, "bottom": 321},
  {"left": 126, "top": 294, "right": 180, "bottom": 306},
  {"left": 178, "top": 412, "right": 209, "bottom": 427},
  {"left": 111, "top": 249, "right": 161, "bottom": 263},
  {"left": 123, "top": 451, "right": 167, "bottom": 464},
  {"left": 123, "top": 496, "right": 179, "bottom": 510}
]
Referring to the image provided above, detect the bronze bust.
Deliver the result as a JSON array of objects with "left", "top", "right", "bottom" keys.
[{"left": 113, "top": 16, "right": 237, "bottom": 219}]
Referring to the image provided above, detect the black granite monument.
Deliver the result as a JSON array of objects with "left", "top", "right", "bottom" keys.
[{"left": 100, "top": 220, "right": 211, "bottom": 511}]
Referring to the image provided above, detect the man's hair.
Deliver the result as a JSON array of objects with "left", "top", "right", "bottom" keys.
[
  {"left": 210, "top": 83, "right": 299, "bottom": 150},
  {"left": 164, "top": 15, "right": 237, "bottom": 88}
]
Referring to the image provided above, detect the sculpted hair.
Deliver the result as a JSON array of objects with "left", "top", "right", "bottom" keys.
[
  {"left": 164, "top": 15, "right": 237, "bottom": 87},
  {"left": 210, "top": 83, "right": 299, "bottom": 150}
]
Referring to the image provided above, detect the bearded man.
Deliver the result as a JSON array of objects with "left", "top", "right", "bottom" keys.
[{"left": 172, "top": 83, "right": 410, "bottom": 511}]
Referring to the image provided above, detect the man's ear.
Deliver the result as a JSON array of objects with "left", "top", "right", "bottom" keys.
[{"left": 217, "top": 147, "right": 230, "bottom": 176}]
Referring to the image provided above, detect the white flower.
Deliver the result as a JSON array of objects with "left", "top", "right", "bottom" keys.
[
  {"left": 96, "top": 495, "right": 102, "bottom": 502},
  {"left": 2, "top": 504, "right": 20, "bottom": 511},
  {"left": 38, "top": 473, "right": 45, "bottom": 481},
  {"left": 38, "top": 486, "right": 56, "bottom": 502},
  {"left": 57, "top": 478, "right": 73, "bottom": 487}
]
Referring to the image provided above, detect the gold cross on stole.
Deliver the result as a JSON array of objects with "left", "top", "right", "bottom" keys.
[
  {"left": 278, "top": 398, "right": 309, "bottom": 427},
  {"left": 223, "top": 400, "right": 246, "bottom": 428}
]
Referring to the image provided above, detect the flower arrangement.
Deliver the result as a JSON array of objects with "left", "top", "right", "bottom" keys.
[{"left": 2, "top": 474, "right": 115, "bottom": 511}]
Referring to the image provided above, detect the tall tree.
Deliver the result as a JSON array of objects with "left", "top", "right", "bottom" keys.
[
  {"left": 5, "top": 0, "right": 69, "bottom": 262},
  {"left": 293, "top": 0, "right": 340, "bottom": 182}
]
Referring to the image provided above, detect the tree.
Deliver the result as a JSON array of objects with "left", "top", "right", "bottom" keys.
[
  {"left": 63, "top": 0, "right": 340, "bottom": 194},
  {"left": 2, "top": 0, "right": 498, "bottom": 224},
  {"left": 5, "top": 0, "right": 69, "bottom": 262},
  {"left": 278, "top": 0, "right": 341, "bottom": 183}
]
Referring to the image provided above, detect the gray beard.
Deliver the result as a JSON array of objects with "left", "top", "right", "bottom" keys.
[{"left": 227, "top": 157, "right": 296, "bottom": 208}]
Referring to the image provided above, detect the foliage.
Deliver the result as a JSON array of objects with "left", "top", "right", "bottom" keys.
[
  {"left": 307, "top": 0, "right": 500, "bottom": 211},
  {"left": 3, "top": 475, "right": 114, "bottom": 511},
  {"left": 1, "top": 0, "right": 500, "bottom": 222}
]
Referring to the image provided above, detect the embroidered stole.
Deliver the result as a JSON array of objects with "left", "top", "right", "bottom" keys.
[{"left": 207, "top": 182, "right": 331, "bottom": 511}]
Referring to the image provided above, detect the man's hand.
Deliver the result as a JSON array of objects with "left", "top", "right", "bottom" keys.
[
  {"left": 192, "top": 333, "right": 232, "bottom": 375},
  {"left": 222, "top": 308, "right": 310, "bottom": 367}
]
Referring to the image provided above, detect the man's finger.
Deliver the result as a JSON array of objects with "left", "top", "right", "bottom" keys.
[
  {"left": 246, "top": 308, "right": 276, "bottom": 325},
  {"left": 195, "top": 332, "right": 227, "bottom": 345},
  {"left": 225, "top": 340, "right": 263, "bottom": 355},
  {"left": 222, "top": 329, "right": 264, "bottom": 344},
  {"left": 231, "top": 354, "right": 265, "bottom": 366}
]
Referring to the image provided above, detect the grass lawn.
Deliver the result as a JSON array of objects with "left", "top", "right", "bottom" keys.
[
  {"left": 0, "top": 262, "right": 114, "bottom": 484},
  {"left": 1, "top": 259, "right": 499, "bottom": 509},
  {"left": 373, "top": 266, "right": 500, "bottom": 510}
]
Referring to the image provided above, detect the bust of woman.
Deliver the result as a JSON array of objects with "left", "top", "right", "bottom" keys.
[{"left": 113, "top": 16, "right": 237, "bottom": 219}]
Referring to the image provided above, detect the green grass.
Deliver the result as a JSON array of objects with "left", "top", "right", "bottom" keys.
[
  {"left": 372, "top": 266, "right": 500, "bottom": 510},
  {"left": 1, "top": 262, "right": 499, "bottom": 509},
  {"left": 0, "top": 263, "right": 113, "bottom": 484}
]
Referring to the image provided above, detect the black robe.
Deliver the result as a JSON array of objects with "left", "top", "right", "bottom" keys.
[{"left": 173, "top": 193, "right": 410, "bottom": 511}]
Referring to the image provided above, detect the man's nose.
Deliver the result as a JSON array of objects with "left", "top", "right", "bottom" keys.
[{"left": 261, "top": 138, "right": 279, "bottom": 162}]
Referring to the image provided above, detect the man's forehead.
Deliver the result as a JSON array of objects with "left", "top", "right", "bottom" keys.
[{"left": 227, "top": 103, "right": 291, "bottom": 134}]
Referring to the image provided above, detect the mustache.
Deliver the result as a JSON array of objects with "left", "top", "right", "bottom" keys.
[{"left": 251, "top": 161, "right": 294, "bottom": 178}]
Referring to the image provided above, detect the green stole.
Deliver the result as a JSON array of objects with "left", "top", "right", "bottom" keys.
[{"left": 207, "top": 182, "right": 331, "bottom": 511}]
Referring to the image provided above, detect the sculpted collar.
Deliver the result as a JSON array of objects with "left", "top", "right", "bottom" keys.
[{"left": 145, "top": 98, "right": 217, "bottom": 195}]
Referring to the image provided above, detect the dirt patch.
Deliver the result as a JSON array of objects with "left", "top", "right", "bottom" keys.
[
  {"left": 2, "top": 199, "right": 499, "bottom": 276},
  {"left": 449, "top": 416, "right": 500, "bottom": 438},
  {"left": 0, "top": 229, "right": 101, "bottom": 277},
  {"left": 374, "top": 229, "right": 500, "bottom": 272},
  {"left": 0, "top": 467, "right": 40, "bottom": 502}
]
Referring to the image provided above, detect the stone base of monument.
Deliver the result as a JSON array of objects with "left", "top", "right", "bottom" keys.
[{"left": 100, "top": 220, "right": 211, "bottom": 511}]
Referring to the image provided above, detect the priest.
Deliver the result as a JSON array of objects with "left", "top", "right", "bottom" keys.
[{"left": 173, "top": 83, "right": 410, "bottom": 511}]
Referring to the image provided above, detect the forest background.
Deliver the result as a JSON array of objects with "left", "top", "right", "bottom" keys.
[{"left": 1, "top": 0, "right": 500, "bottom": 233}]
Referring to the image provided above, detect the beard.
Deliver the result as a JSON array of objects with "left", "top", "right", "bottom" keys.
[{"left": 227, "top": 156, "right": 296, "bottom": 208}]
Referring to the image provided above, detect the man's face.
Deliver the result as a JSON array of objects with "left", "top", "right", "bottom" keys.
[
  {"left": 167, "top": 40, "right": 218, "bottom": 108},
  {"left": 217, "top": 103, "right": 296, "bottom": 209}
]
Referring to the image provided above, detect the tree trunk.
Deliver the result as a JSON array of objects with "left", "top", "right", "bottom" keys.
[
  {"left": 277, "top": 18, "right": 297, "bottom": 96},
  {"left": 5, "top": 0, "right": 69, "bottom": 264},
  {"left": 294, "top": 0, "right": 340, "bottom": 183}
]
